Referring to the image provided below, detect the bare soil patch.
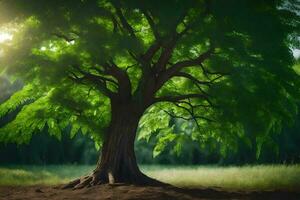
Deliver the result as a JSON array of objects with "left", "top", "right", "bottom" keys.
[{"left": 0, "top": 184, "right": 299, "bottom": 200}]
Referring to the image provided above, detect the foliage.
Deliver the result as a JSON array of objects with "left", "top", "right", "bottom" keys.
[{"left": 0, "top": 0, "right": 299, "bottom": 157}]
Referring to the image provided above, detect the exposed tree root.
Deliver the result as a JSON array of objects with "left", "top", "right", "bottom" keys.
[
  {"left": 61, "top": 170, "right": 168, "bottom": 190},
  {"left": 61, "top": 171, "right": 105, "bottom": 189}
]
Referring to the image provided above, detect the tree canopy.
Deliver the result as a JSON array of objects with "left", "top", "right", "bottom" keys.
[{"left": 0, "top": 0, "right": 299, "bottom": 158}]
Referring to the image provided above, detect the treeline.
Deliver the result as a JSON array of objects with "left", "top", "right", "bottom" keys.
[
  {"left": 136, "top": 116, "right": 300, "bottom": 165},
  {"left": 0, "top": 116, "right": 299, "bottom": 165}
]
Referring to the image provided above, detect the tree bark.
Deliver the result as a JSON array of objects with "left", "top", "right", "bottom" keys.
[
  {"left": 63, "top": 102, "right": 162, "bottom": 189},
  {"left": 94, "top": 104, "right": 143, "bottom": 184}
]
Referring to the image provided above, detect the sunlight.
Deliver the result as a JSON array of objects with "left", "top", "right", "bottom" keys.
[
  {"left": 0, "top": 32, "right": 13, "bottom": 43},
  {"left": 293, "top": 49, "right": 300, "bottom": 59}
]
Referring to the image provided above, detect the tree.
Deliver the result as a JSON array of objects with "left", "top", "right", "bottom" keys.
[{"left": 0, "top": 0, "right": 299, "bottom": 188}]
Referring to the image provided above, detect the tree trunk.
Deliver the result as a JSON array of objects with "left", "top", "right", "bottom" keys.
[
  {"left": 63, "top": 103, "right": 162, "bottom": 189},
  {"left": 94, "top": 105, "right": 144, "bottom": 184}
]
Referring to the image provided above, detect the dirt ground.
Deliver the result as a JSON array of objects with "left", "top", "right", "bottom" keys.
[{"left": 0, "top": 184, "right": 300, "bottom": 200}]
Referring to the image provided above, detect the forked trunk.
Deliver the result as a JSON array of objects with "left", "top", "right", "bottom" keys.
[{"left": 63, "top": 103, "right": 162, "bottom": 189}]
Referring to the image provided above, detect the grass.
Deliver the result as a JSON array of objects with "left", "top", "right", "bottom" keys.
[
  {"left": 142, "top": 165, "right": 300, "bottom": 191},
  {"left": 0, "top": 165, "right": 300, "bottom": 191},
  {"left": 0, "top": 165, "right": 94, "bottom": 186}
]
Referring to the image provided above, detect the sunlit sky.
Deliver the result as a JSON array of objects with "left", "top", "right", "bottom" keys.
[
  {"left": 0, "top": 32, "right": 13, "bottom": 43},
  {"left": 293, "top": 49, "right": 300, "bottom": 59}
]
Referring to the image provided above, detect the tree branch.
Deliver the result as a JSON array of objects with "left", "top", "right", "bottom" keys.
[
  {"left": 199, "top": 64, "right": 230, "bottom": 77},
  {"left": 68, "top": 66, "right": 116, "bottom": 98},
  {"left": 147, "top": 2, "right": 213, "bottom": 92},
  {"left": 174, "top": 72, "right": 213, "bottom": 86},
  {"left": 135, "top": 2, "right": 213, "bottom": 104},
  {"left": 141, "top": 9, "right": 160, "bottom": 40},
  {"left": 142, "top": 42, "right": 161, "bottom": 62},
  {"left": 89, "top": 67, "right": 119, "bottom": 86},
  {"left": 102, "top": 61, "right": 132, "bottom": 99},
  {"left": 154, "top": 39, "right": 177, "bottom": 73},
  {"left": 112, "top": 2, "right": 136, "bottom": 38},
  {"left": 168, "top": 103, "right": 216, "bottom": 123},
  {"left": 169, "top": 48, "right": 214, "bottom": 74},
  {"left": 155, "top": 48, "right": 214, "bottom": 91},
  {"left": 154, "top": 93, "right": 207, "bottom": 103},
  {"left": 52, "top": 32, "right": 76, "bottom": 42}
]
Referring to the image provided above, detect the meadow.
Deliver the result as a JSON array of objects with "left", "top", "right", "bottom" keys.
[{"left": 0, "top": 165, "right": 299, "bottom": 192}]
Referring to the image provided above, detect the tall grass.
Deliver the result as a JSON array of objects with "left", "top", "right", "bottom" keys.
[{"left": 0, "top": 165, "right": 299, "bottom": 191}]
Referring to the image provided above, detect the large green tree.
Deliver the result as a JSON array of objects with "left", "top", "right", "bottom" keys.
[{"left": 0, "top": 0, "right": 299, "bottom": 188}]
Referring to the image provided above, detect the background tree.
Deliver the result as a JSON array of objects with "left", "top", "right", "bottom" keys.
[{"left": 0, "top": 0, "right": 299, "bottom": 188}]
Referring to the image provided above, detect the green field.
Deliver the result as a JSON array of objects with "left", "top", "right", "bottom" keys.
[{"left": 0, "top": 165, "right": 299, "bottom": 191}]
